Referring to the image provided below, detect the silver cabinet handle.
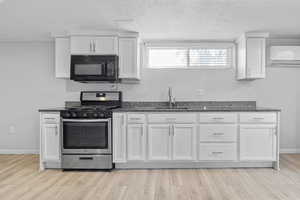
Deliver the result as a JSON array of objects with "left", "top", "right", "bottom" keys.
[
  {"left": 93, "top": 41, "right": 96, "bottom": 52},
  {"left": 122, "top": 115, "right": 125, "bottom": 126},
  {"left": 55, "top": 126, "right": 58, "bottom": 135},
  {"left": 213, "top": 132, "right": 224, "bottom": 136},
  {"left": 44, "top": 117, "right": 55, "bottom": 120},
  {"left": 212, "top": 152, "right": 223, "bottom": 154},
  {"left": 172, "top": 125, "right": 175, "bottom": 136},
  {"left": 212, "top": 117, "right": 224, "bottom": 120},
  {"left": 90, "top": 41, "right": 92, "bottom": 52},
  {"left": 129, "top": 118, "right": 141, "bottom": 121},
  {"left": 253, "top": 117, "right": 264, "bottom": 120},
  {"left": 166, "top": 118, "right": 176, "bottom": 121}
]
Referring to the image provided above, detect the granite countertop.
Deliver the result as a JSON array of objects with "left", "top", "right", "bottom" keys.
[
  {"left": 113, "top": 106, "right": 281, "bottom": 112},
  {"left": 114, "top": 101, "right": 281, "bottom": 112},
  {"left": 39, "top": 101, "right": 281, "bottom": 112}
]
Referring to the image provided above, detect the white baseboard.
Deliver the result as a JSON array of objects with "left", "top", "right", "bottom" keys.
[
  {"left": 280, "top": 148, "right": 300, "bottom": 154},
  {"left": 0, "top": 149, "right": 39, "bottom": 154}
]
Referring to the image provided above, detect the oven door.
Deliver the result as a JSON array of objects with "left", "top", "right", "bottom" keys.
[
  {"left": 62, "top": 119, "right": 111, "bottom": 154},
  {"left": 70, "top": 55, "right": 118, "bottom": 82}
]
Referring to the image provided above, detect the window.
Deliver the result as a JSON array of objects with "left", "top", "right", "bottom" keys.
[{"left": 144, "top": 42, "right": 234, "bottom": 69}]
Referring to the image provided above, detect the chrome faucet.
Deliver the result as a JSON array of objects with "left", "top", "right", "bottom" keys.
[{"left": 168, "top": 87, "right": 176, "bottom": 108}]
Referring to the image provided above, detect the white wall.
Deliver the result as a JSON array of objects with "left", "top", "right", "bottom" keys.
[{"left": 0, "top": 41, "right": 299, "bottom": 153}]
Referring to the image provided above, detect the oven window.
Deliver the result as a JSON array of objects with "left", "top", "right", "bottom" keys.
[
  {"left": 74, "top": 64, "right": 104, "bottom": 76},
  {"left": 63, "top": 122, "right": 108, "bottom": 149}
]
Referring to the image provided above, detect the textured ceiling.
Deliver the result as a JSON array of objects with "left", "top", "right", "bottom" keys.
[{"left": 0, "top": 0, "right": 300, "bottom": 41}]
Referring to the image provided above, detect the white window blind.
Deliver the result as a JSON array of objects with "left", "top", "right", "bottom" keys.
[{"left": 145, "top": 42, "right": 234, "bottom": 69}]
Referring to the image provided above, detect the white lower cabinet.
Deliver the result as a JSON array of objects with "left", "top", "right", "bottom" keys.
[
  {"left": 40, "top": 112, "right": 61, "bottom": 170},
  {"left": 147, "top": 124, "right": 196, "bottom": 161},
  {"left": 127, "top": 124, "right": 145, "bottom": 161},
  {"left": 240, "top": 125, "right": 277, "bottom": 161},
  {"left": 42, "top": 124, "right": 60, "bottom": 162},
  {"left": 113, "top": 113, "right": 127, "bottom": 163},
  {"left": 113, "top": 112, "right": 279, "bottom": 169},
  {"left": 148, "top": 124, "right": 171, "bottom": 161},
  {"left": 199, "top": 143, "right": 237, "bottom": 161},
  {"left": 172, "top": 124, "right": 196, "bottom": 161}
]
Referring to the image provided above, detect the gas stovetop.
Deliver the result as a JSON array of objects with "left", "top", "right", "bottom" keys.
[
  {"left": 61, "top": 91, "right": 122, "bottom": 119},
  {"left": 61, "top": 105, "right": 120, "bottom": 119}
]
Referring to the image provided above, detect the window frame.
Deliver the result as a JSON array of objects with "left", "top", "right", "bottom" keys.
[{"left": 143, "top": 41, "right": 235, "bottom": 70}]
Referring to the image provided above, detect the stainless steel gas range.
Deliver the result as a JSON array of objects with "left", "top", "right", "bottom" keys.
[{"left": 60, "top": 91, "right": 122, "bottom": 170}]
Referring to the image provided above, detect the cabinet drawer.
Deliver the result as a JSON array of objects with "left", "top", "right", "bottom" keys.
[
  {"left": 199, "top": 113, "right": 237, "bottom": 123},
  {"left": 127, "top": 114, "right": 146, "bottom": 124},
  {"left": 42, "top": 113, "right": 60, "bottom": 124},
  {"left": 199, "top": 143, "right": 237, "bottom": 161},
  {"left": 199, "top": 125, "right": 237, "bottom": 142},
  {"left": 239, "top": 113, "right": 277, "bottom": 123},
  {"left": 148, "top": 113, "right": 197, "bottom": 123}
]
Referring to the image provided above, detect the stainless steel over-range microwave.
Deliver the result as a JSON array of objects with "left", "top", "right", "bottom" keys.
[{"left": 70, "top": 55, "right": 118, "bottom": 82}]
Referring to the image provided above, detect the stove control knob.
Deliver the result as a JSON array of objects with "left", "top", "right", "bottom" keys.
[
  {"left": 71, "top": 112, "right": 77, "bottom": 118},
  {"left": 82, "top": 113, "right": 88, "bottom": 118},
  {"left": 64, "top": 112, "right": 71, "bottom": 118},
  {"left": 99, "top": 113, "right": 105, "bottom": 118},
  {"left": 93, "top": 113, "right": 98, "bottom": 118}
]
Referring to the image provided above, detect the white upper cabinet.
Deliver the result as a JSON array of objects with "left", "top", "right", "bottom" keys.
[
  {"left": 118, "top": 37, "right": 140, "bottom": 80},
  {"left": 55, "top": 37, "right": 70, "bottom": 78},
  {"left": 70, "top": 36, "right": 118, "bottom": 55},
  {"left": 237, "top": 32, "right": 269, "bottom": 80}
]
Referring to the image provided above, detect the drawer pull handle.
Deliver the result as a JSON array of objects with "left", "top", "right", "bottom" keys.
[
  {"left": 44, "top": 118, "right": 56, "bottom": 120},
  {"left": 213, "top": 133, "right": 224, "bottom": 136},
  {"left": 79, "top": 157, "right": 93, "bottom": 160},
  {"left": 253, "top": 117, "right": 264, "bottom": 120},
  {"left": 129, "top": 118, "right": 141, "bottom": 120},
  {"left": 212, "top": 117, "right": 224, "bottom": 120},
  {"left": 212, "top": 152, "right": 223, "bottom": 154}
]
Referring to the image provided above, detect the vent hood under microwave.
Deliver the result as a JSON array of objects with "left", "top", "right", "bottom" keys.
[{"left": 70, "top": 55, "right": 119, "bottom": 83}]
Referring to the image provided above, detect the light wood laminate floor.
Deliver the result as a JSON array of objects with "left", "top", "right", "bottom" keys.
[{"left": 1, "top": 154, "right": 300, "bottom": 200}]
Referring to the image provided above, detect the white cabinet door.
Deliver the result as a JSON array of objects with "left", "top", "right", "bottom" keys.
[
  {"left": 236, "top": 33, "right": 268, "bottom": 80},
  {"left": 246, "top": 38, "right": 266, "bottom": 79},
  {"left": 113, "top": 113, "right": 127, "bottom": 163},
  {"left": 127, "top": 124, "right": 145, "bottom": 161},
  {"left": 94, "top": 36, "right": 118, "bottom": 55},
  {"left": 42, "top": 123, "right": 60, "bottom": 163},
  {"left": 55, "top": 37, "right": 70, "bottom": 78},
  {"left": 240, "top": 125, "right": 276, "bottom": 161},
  {"left": 70, "top": 36, "right": 94, "bottom": 54},
  {"left": 148, "top": 124, "right": 171, "bottom": 161},
  {"left": 172, "top": 124, "right": 196, "bottom": 161},
  {"left": 118, "top": 37, "right": 140, "bottom": 80}
]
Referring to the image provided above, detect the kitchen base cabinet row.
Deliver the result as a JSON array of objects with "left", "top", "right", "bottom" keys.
[{"left": 113, "top": 112, "right": 280, "bottom": 170}]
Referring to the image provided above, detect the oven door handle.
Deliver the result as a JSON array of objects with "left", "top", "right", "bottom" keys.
[{"left": 62, "top": 119, "right": 110, "bottom": 122}]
